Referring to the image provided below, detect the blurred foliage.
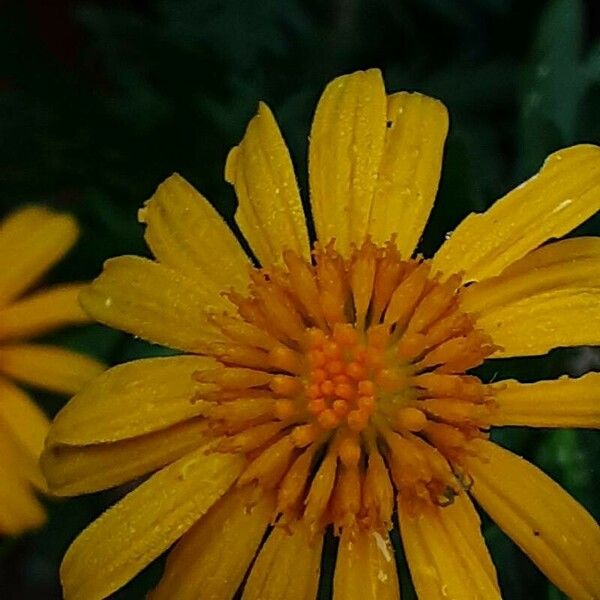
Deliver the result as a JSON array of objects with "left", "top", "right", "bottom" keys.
[{"left": 0, "top": 0, "right": 599, "bottom": 598}]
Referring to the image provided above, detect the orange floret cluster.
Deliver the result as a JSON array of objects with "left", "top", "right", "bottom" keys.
[{"left": 195, "top": 239, "right": 498, "bottom": 530}]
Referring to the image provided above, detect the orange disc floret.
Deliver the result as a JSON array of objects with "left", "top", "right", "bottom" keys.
[{"left": 202, "top": 239, "right": 497, "bottom": 531}]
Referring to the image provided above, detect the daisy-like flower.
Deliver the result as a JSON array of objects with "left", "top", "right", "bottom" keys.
[
  {"left": 43, "top": 69, "right": 600, "bottom": 600},
  {"left": 0, "top": 206, "right": 105, "bottom": 536}
]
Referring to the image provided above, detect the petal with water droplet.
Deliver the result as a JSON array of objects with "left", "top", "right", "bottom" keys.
[
  {"left": 368, "top": 91, "right": 449, "bottom": 257},
  {"left": 467, "top": 439, "right": 600, "bottom": 600},
  {"left": 309, "top": 69, "right": 387, "bottom": 256},
  {"left": 60, "top": 447, "right": 245, "bottom": 600},
  {"left": 433, "top": 144, "right": 600, "bottom": 282},
  {"left": 140, "top": 173, "right": 251, "bottom": 292},
  {"left": 150, "top": 486, "right": 273, "bottom": 600},
  {"left": 398, "top": 492, "right": 500, "bottom": 599},
  {"left": 47, "top": 355, "right": 218, "bottom": 446},
  {"left": 226, "top": 102, "right": 310, "bottom": 266},
  {"left": 243, "top": 519, "right": 323, "bottom": 600},
  {"left": 333, "top": 528, "right": 400, "bottom": 600},
  {"left": 490, "top": 372, "right": 600, "bottom": 428},
  {"left": 80, "top": 256, "right": 230, "bottom": 352}
]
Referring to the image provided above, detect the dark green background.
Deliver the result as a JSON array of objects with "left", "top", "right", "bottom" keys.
[{"left": 0, "top": 0, "right": 599, "bottom": 598}]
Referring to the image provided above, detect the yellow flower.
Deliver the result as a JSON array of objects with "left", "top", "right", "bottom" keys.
[
  {"left": 0, "top": 206, "right": 105, "bottom": 536},
  {"left": 43, "top": 69, "right": 600, "bottom": 600}
]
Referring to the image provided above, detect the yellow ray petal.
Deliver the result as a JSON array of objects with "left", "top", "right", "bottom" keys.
[
  {"left": 309, "top": 69, "right": 387, "bottom": 256},
  {"left": 42, "top": 417, "right": 210, "bottom": 496},
  {"left": 491, "top": 372, "right": 600, "bottom": 428},
  {"left": 0, "top": 344, "right": 104, "bottom": 396},
  {"left": 0, "top": 283, "right": 90, "bottom": 341},
  {"left": 0, "top": 376, "right": 48, "bottom": 462},
  {"left": 60, "top": 447, "right": 245, "bottom": 600},
  {"left": 243, "top": 520, "right": 323, "bottom": 600},
  {"left": 398, "top": 492, "right": 500, "bottom": 599},
  {"left": 474, "top": 288, "right": 600, "bottom": 357},
  {"left": 500, "top": 236, "right": 600, "bottom": 277},
  {"left": 80, "top": 255, "right": 230, "bottom": 352},
  {"left": 444, "top": 490, "right": 498, "bottom": 582},
  {"left": 367, "top": 92, "right": 449, "bottom": 257},
  {"left": 0, "top": 460, "right": 46, "bottom": 536},
  {"left": 458, "top": 237, "right": 600, "bottom": 356},
  {"left": 333, "top": 528, "right": 400, "bottom": 600},
  {"left": 48, "top": 355, "right": 217, "bottom": 446},
  {"left": 151, "top": 486, "right": 274, "bottom": 600},
  {"left": 225, "top": 102, "right": 310, "bottom": 266},
  {"left": 0, "top": 414, "right": 45, "bottom": 491},
  {"left": 467, "top": 439, "right": 600, "bottom": 600},
  {"left": 0, "top": 206, "right": 78, "bottom": 306},
  {"left": 139, "top": 173, "right": 251, "bottom": 291},
  {"left": 433, "top": 144, "right": 600, "bottom": 282},
  {"left": 460, "top": 237, "right": 600, "bottom": 315}
]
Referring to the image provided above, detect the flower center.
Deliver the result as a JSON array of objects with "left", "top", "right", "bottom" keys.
[
  {"left": 304, "top": 325, "right": 387, "bottom": 432},
  {"left": 196, "top": 240, "right": 498, "bottom": 532}
]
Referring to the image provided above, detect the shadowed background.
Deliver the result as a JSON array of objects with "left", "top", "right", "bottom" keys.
[{"left": 0, "top": 0, "right": 599, "bottom": 597}]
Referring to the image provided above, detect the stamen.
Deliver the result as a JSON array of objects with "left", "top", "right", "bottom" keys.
[
  {"left": 350, "top": 238, "right": 377, "bottom": 330},
  {"left": 304, "top": 446, "right": 338, "bottom": 532},
  {"left": 252, "top": 278, "right": 305, "bottom": 343},
  {"left": 338, "top": 435, "right": 361, "bottom": 468},
  {"left": 331, "top": 463, "right": 361, "bottom": 533},
  {"left": 268, "top": 345, "right": 304, "bottom": 374},
  {"left": 208, "top": 397, "right": 276, "bottom": 421},
  {"left": 277, "top": 443, "right": 320, "bottom": 520},
  {"left": 218, "top": 421, "right": 287, "bottom": 453},
  {"left": 270, "top": 375, "right": 302, "bottom": 396},
  {"left": 396, "top": 407, "right": 428, "bottom": 432},
  {"left": 290, "top": 423, "right": 320, "bottom": 448},
  {"left": 314, "top": 241, "right": 348, "bottom": 326},
  {"left": 370, "top": 241, "right": 404, "bottom": 324},
  {"left": 283, "top": 249, "right": 328, "bottom": 330},
  {"left": 209, "top": 343, "right": 270, "bottom": 369},
  {"left": 237, "top": 435, "right": 296, "bottom": 489},
  {"left": 384, "top": 262, "right": 430, "bottom": 328},
  {"left": 362, "top": 442, "right": 394, "bottom": 531},
  {"left": 193, "top": 366, "right": 271, "bottom": 389},
  {"left": 274, "top": 399, "right": 297, "bottom": 420},
  {"left": 212, "top": 312, "right": 278, "bottom": 349}
]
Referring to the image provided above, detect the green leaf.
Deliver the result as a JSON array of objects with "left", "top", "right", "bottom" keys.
[{"left": 517, "top": 0, "right": 599, "bottom": 175}]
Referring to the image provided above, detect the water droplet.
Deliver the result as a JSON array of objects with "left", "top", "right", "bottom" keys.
[
  {"left": 373, "top": 531, "right": 392, "bottom": 561},
  {"left": 377, "top": 569, "right": 388, "bottom": 582},
  {"left": 552, "top": 199, "right": 573, "bottom": 214}
]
